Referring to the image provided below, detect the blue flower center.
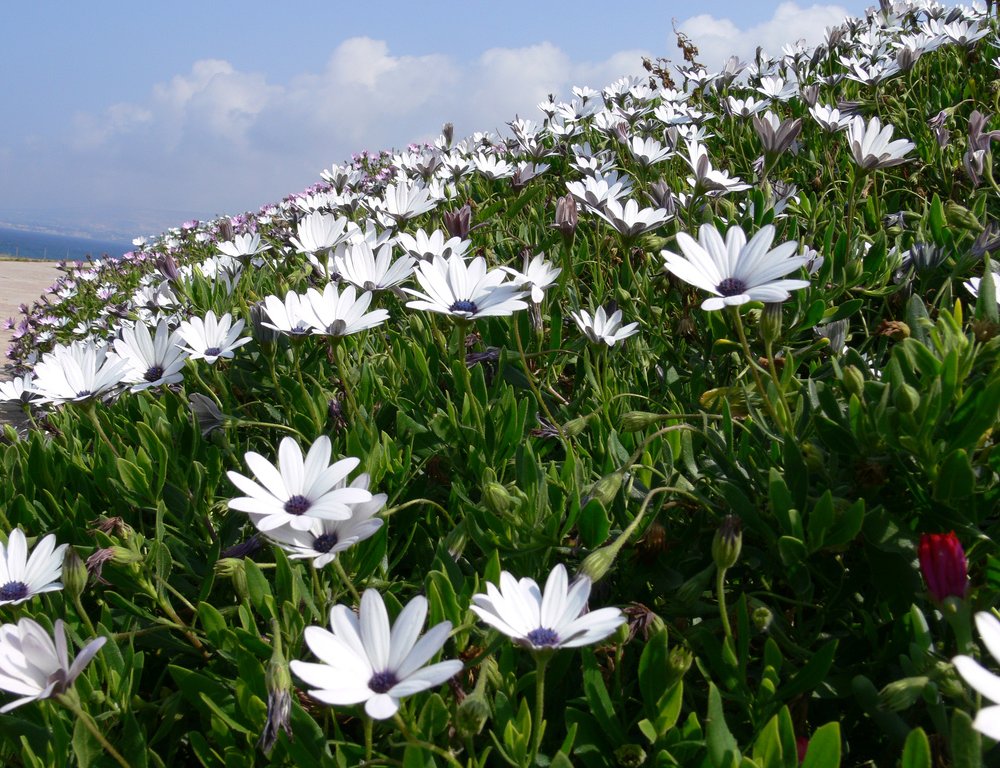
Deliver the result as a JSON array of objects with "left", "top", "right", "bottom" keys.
[
  {"left": 0, "top": 581, "right": 29, "bottom": 602},
  {"left": 449, "top": 299, "right": 478, "bottom": 314},
  {"left": 526, "top": 627, "right": 561, "bottom": 647},
  {"left": 284, "top": 494, "right": 312, "bottom": 515},
  {"left": 312, "top": 532, "right": 339, "bottom": 553},
  {"left": 717, "top": 277, "right": 747, "bottom": 297},
  {"left": 204, "top": 346, "right": 222, "bottom": 357},
  {"left": 76, "top": 389, "right": 92, "bottom": 399},
  {"left": 144, "top": 364, "right": 165, "bottom": 382},
  {"left": 368, "top": 670, "right": 399, "bottom": 693}
]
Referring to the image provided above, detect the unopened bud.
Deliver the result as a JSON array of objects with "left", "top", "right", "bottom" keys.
[
  {"left": 586, "top": 472, "right": 623, "bottom": 507},
  {"left": 712, "top": 515, "right": 743, "bottom": 571},
  {"left": 259, "top": 626, "right": 293, "bottom": 755},
  {"left": 878, "top": 676, "right": 930, "bottom": 712},
  {"left": 562, "top": 414, "right": 592, "bottom": 437},
  {"left": 842, "top": 365, "right": 865, "bottom": 398},
  {"left": 946, "top": 202, "right": 984, "bottom": 233},
  {"left": 894, "top": 383, "right": 921, "bottom": 414},
  {"left": 483, "top": 482, "right": 513, "bottom": 515},
  {"left": 760, "top": 302, "right": 783, "bottom": 345},
  {"left": 666, "top": 646, "right": 694, "bottom": 685},
  {"left": 440, "top": 122, "right": 454, "bottom": 148},
  {"left": 553, "top": 194, "right": 579, "bottom": 239},
  {"left": 110, "top": 546, "right": 142, "bottom": 565},
  {"left": 455, "top": 693, "right": 490, "bottom": 738},
  {"left": 579, "top": 544, "right": 619, "bottom": 583},
  {"left": 215, "top": 558, "right": 249, "bottom": 600},
  {"left": 614, "top": 744, "right": 648, "bottom": 767},
  {"left": 753, "top": 606, "right": 774, "bottom": 632},
  {"left": 443, "top": 204, "right": 472, "bottom": 240},
  {"left": 62, "top": 547, "right": 88, "bottom": 601},
  {"left": 620, "top": 411, "right": 666, "bottom": 432}
]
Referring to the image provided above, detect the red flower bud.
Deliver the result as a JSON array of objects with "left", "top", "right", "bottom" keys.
[{"left": 918, "top": 532, "right": 968, "bottom": 603}]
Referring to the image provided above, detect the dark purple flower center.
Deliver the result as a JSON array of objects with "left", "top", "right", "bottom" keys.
[
  {"left": 0, "top": 581, "right": 29, "bottom": 602},
  {"left": 144, "top": 364, "right": 165, "bottom": 382},
  {"left": 312, "top": 532, "right": 339, "bottom": 553},
  {"left": 449, "top": 299, "right": 478, "bottom": 314},
  {"left": 368, "top": 670, "right": 399, "bottom": 693},
  {"left": 526, "top": 627, "right": 561, "bottom": 647},
  {"left": 717, "top": 277, "right": 747, "bottom": 297},
  {"left": 204, "top": 346, "right": 222, "bottom": 357},
  {"left": 284, "top": 494, "right": 312, "bottom": 515},
  {"left": 76, "top": 390, "right": 92, "bottom": 399}
]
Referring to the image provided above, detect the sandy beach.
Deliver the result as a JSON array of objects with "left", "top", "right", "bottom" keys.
[{"left": 0, "top": 259, "right": 61, "bottom": 375}]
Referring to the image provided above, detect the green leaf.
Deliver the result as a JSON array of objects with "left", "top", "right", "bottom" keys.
[
  {"left": 582, "top": 649, "right": 627, "bottom": 744},
  {"left": 933, "top": 449, "right": 975, "bottom": 503},
  {"left": 950, "top": 708, "right": 981, "bottom": 768},
  {"left": 900, "top": 727, "right": 931, "bottom": 768},
  {"left": 638, "top": 628, "right": 670, "bottom": 711},
  {"left": 578, "top": 498, "right": 612, "bottom": 548},
  {"left": 706, "top": 683, "right": 741, "bottom": 768},
  {"left": 775, "top": 640, "right": 837, "bottom": 701},
  {"left": 801, "top": 722, "right": 841, "bottom": 768}
]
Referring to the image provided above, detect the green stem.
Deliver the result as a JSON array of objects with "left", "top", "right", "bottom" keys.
[
  {"left": 82, "top": 404, "right": 120, "bottom": 458},
  {"left": 529, "top": 653, "right": 551, "bottom": 767},
  {"left": 730, "top": 307, "right": 786, "bottom": 434},
  {"left": 56, "top": 692, "right": 132, "bottom": 768},
  {"left": 716, "top": 566, "right": 734, "bottom": 644},
  {"left": 364, "top": 715, "right": 374, "bottom": 762},
  {"left": 333, "top": 558, "right": 361, "bottom": 604},
  {"left": 393, "top": 713, "right": 463, "bottom": 767}
]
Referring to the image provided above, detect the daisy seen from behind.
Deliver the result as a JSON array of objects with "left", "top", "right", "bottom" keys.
[
  {"left": 661, "top": 223, "right": 810, "bottom": 311},
  {"left": 227, "top": 436, "right": 372, "bottom": 532},
  {"left": 0, "top": 530, "right": 67, "bottom": 606},
  {"left": 290, "top": 589, "right": 463, "bottom": 719}
]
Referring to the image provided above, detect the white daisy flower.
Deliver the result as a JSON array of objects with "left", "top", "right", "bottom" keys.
[
  {"left": 395, "top": 229, "right": 470, "bottom": 263},
  {"left": 335, "top": 241, "right": 415, "bottom": 292},
  {"left": 592, "top": 198, "right": 672, "bottom": 238},
  {"left": 114, "top": 319, "right": 188, "bottom": 392},
  {"left": 0, "top": 618, "right": 106, "bottom": 712},
  {"left": 177, "top": 311, "right": 251, "bottom": 364},
  {"left": 31, "top": 340, "right": 127, "bottom": 406},
  {"left": 0, "top": 375, "right": 41, "bottom": 404},
  {"left": 501, "top": 252, "right": 561, "bottom": 304},
  {"left": 226, "top": 436, "right": 372, "bottom": 532},
  {"left": 263, "top": 475, "right": 385, "bottom": 568},
  {"left": 0, "top": 530, "right": 67, "bottom": 606},
  {"left": 404, "top": 254, "right": 528, "bottom": 320},
  {"left": 570, "top": 306, "right": 640, "bottom": 347},
  {"left": 303, "top": 284, "right": 389, "bottom": 338},
  {"left": 953, "top": 612, "right": 1000, "bottom": 740},
  {"left": 290, "top": 589, "right": 463, "bottom": 719},
  {"left": 470, "top": 564, "right": 624, "bottom": 650},
  {"left": 217, "top": 233, "right": 270, "bottom": 260},
  {"left": 661, "top": 223, "right": 811, "bottom": 311},
  {"left": 291, "top": 212, "right": 350, "bottom": 255},
  {"left": 963, "top": 271, "right": 1000, "bottom": 307},
  {"left": 260, "top": 291, "right": 315, "bottom": 337},
  {"left": 847, "top": 115, "right": 915, "bottom": 171}
]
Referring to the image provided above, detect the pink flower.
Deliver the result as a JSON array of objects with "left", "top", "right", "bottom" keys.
[{"left": 918, "top": 532, "right": 968, "bottom": 603}]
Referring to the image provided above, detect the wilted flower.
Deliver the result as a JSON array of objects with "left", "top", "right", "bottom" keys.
[{"left": 291, "top": 590, "right": 463, "bottom": 719}]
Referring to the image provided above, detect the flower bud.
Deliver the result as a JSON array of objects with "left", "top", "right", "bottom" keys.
[
  {"left": 189, "top": 393, "right": 226, "bottom": 437},
  {"left": 553, "top": 194, "right": 579, "bottom": 237},
  {"left": 443, "top": 204, "right": 472, "bottom": 240},
  {"left": 62, "top": 546, "right": 88, "bottom": 601},
  {"left": 586, "top": 472, "right": 624, "bottom": 507},
  {"left": 483, "top": 481, "right": 513, "bottom": 515},
  {"left": 666, "top": 646, "right": 693, "bottom": 686},
  {"left": 258, "top": 626, "right": 293, "bottom": 755},
  {"left": 878, "top": 676, "right": 930, "bottom": 712},
  {"left": 614, "top": 744, "right": 648, "bottom": 767},
  {"left": 712, "top": 515, "right": 743, "bottom": 571},
  {"left": 620, "top": 411, "right": 666, "bottom": 432},
  {"left": 918, "top": 531, "right": 968, "bottom": 603},
  {"left": 842, "top": 365, "right": 865, "bottom": 398},
  {"left": 760, "top": 302, "right": 783, "bottom": 345},
  {"left": 455, "top": 694, "right": 491, "bottom": 739},
  {"left": 893, "top": 383, "right": 921, "bottom": 414},
  {"left": 753, "top": 606, "right": 774, "bottom": 632},
  {"left": 215, "top": 558, "right": 249, "bottom": 600},
  {"left": 562, "top": 414, "right": 593, "bottom": 437},
  {"left": 579, "top": 544, "right": 619, "bottom": 583}
]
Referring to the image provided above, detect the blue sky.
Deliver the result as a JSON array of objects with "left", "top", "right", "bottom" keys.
[{"left": 0, "top": 1, "right": 875, "bottom": 239}]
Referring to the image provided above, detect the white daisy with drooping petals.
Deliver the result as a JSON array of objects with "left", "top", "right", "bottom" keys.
[
  {"left": 0, "top": 530, "right": 67, "bottom": 606},
  {"left": 470, "top": 564, "right": 624, "bottom": 650},
  {"left": 847, "top": 115, "right": 915, "bottom": 170},
  {"left": 303, "top": 284, "right": 389, "bottom": 338},
  {"left": 226, "top": 436, "right": 372, "bottom": 532},
  {"left": 178, "top": 311, "right": 251, "bottom": 364},
  {"left": 570, "top": 306, "right": 640, "bottom": 347},
  {"left": 953, "top": 612, "right": 1000, "bottom": 739},
  {"left": 404, "top": 254, "right": 528, "bottom": 320},
  {"left": 291, "top": 589, "right": 463, "bottom": 719},
  {"left": 661, "top": 223, "right": 811, "bottom": 311},
  {"left": 0, "top": 618, "right": 106, "bottom": 712}
]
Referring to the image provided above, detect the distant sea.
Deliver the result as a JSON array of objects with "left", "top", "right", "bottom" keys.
[{"left": 0, "top": 226, "right": 131, "bottom": 262}]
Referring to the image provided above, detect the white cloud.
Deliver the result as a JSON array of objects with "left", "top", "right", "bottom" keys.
[{"left": 678, "top": 2, "right": 852, "bottom": 70}]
